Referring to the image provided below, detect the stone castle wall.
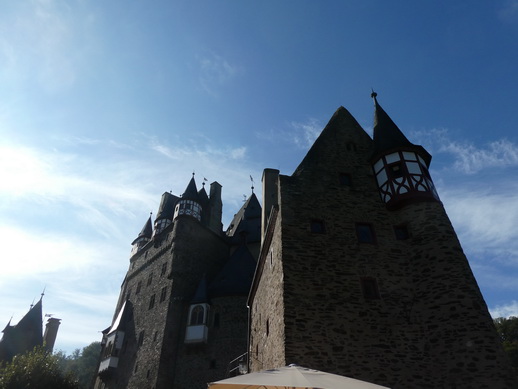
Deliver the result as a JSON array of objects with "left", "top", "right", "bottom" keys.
[{"left": 249, "top": 108, "right": 516, "bottom": 388}]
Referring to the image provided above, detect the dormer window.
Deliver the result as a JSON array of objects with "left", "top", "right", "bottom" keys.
[
  {"left": 154, "top": 218, "right": 171, "bottom": 236},
  {"left": 185, "top": 303, "right": 209, "bottom": 343},
  {"left": 174, "top": 200, "right": 202, "bottom": 221}
]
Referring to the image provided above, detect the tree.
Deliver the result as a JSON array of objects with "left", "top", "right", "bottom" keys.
[
  {"left": 494, "top": 316, "right": 518, "bottom": 377},
  {"left": 56, "top": 341, "right": 101, "bottom": 389},
  {"left": 0, "top": 346, "right": 79, "bottom": 389}
]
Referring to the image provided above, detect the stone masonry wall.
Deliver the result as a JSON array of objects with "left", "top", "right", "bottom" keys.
[
  {"left": 249, "top": 206, "right": 287, "bottom": 372},
  {"left": 252, "top": 107, "right": 516, "bottom": 388}
]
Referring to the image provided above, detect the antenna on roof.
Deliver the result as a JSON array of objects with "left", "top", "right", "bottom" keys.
[
  {"left": 30, "top": 298, "right": 35, "bottom": 309},
  {"left": 250, "top": 175, "right": 255, "bottom": 193}
]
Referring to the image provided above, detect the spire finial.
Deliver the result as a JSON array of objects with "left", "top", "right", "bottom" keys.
[
  {"left": 371, "top": 89, "right": 378, "bottom": 102},
  {"left": 250, "top": 175, "right": 255, "bottom": 193},
  {"left": 40, "top": 286, "right": 46, "bottom": 301}
]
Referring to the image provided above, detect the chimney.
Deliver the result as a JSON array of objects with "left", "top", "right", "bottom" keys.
[
  {"left": 208, "top": 181, "right": 223, "bottom": 233},
  {"left": 43, "top": 317, "right": 61, "bottom": 353},
  {"left": 261, "top": 169, "right": 279, "bottom": 243}
]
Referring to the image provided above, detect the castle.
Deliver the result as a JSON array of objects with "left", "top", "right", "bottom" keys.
[
  {"left": 94, "top": 95, "right": 516, "bottom": 389},
  {"left": 0, "top": 297, "right": 61, "bottom": 363}
]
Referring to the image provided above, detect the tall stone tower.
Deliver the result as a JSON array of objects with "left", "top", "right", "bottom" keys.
[
  {"left": 248, "top": 95, "right": 516, "bottom": 388},
  {"left": 95, "top": 176, "right": 260, "bottom": 389}
]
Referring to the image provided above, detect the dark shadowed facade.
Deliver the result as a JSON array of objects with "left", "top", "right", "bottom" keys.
[
  {"left": 0, "top": 297, "right": 61, "bottom": 363},
  {"left": 94, "top": 178, "right": 260, "bottom": 389},
  {"left": 95, "top": 96, "right": 516, "bottom": 389}
]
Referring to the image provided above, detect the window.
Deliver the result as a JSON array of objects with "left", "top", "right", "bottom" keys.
[
  {"left": 159, "top": 286, "right": 168, "bottom": 303},
  {"left": 147, "top": 273, "right": 153, "bottom": 286},
  {"left": 210, "top": 360, "right": 216, "bottom": 369},
  {"left": 153, "top": 331, "right": 158, "bottom": 342},
  {"left": 339, "top": 173, "right": 352, "bottom": 187},
  {"left": 213, "top": 313, "right": 220, "bottom": 328},
  {"left": 148, "top": 294, "right": 156, "bottom": 310},
  {"left": 161, "top": 262, "right": 167, "bottom": 276},
  {"left": 138, "top": 331, "right": 145, "bottom": 347},
  {"left": 394, "top": 225, "right": 410, "bottom": 240},
  {"left": 388, "top": 162, "right": 404, "bottom": 179},
  {"left": 189, "top": 305, "right": 205, "bottom": 325},
  {"left": 266, "top": 319, "right": 269, "bottom": 336},
  {"left": 310, "top": 219, "right": 326, "bottom": 233},
  {"left": 361, "top": 277, "right": 381, "bottom": 300},
  {"left": 136, "top": 281, "right": 142, "bottom": 294},
  {"left": 356, "top": 223, "right": 375, "bottom": 243}
]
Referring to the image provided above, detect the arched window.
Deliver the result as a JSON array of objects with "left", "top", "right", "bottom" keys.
[{"left": 189, "top": 305, "right": 205, "bottom": 326}]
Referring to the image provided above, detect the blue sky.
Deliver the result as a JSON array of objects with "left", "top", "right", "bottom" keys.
[{"left": 1, "top": 0, "right": 518, "bottom": 354}]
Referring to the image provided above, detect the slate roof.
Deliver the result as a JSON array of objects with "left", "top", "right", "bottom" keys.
[
  {"left": 156, "top": 192, "right": 179, "bottom": 221},
  {"left": 371, "top": 93, "right": 431, "bottom": 166},
  {"left": 131, "top": 215, "right": 153, "bottom": 245},
  {"left": 226, "top": 193, "right": 261, "bottom": 244},
  {"left": 208, "top": 245, "right": 257, "bottom": 298}
]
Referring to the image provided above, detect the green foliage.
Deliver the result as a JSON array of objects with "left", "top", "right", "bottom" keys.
[
  {"left": 56, "top": 342, "right": 102, "bottom": 389},
  {"left": 494, "top": 316, "right": 518, "bottom": 377},
  {"left": 0, "top": 346, "right": 79, "bottom": 389}
]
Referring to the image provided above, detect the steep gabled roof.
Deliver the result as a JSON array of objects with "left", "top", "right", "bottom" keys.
[
  {"left": 226, "top": 193, "right": 261, "bottom": 244},
  {"left": 292, "top": 106, "right": 372, "bottom": 177},
  {"left": 208, "top": 245, "right": 257, "bottom": 298}
]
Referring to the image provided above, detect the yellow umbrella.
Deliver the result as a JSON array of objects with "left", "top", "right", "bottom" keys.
[{"left": 208, "top": 365, "right": 390, "bottom": 389}]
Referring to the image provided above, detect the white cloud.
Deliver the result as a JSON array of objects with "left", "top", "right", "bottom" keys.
[
  {"left": 0, "top": 0, "right": 96, "bottom": 93},
  {"left": 490, "top": 300, "right": 518, "bottom": 318},
  {"left": 441, "top": 139, "right": 518, "bottom": 174},
  {"left": 290, "top": 118, "right": 323, "bottom": 148},
  {"left": 197, "top": 53, "right": 242, "bottom": 96}
]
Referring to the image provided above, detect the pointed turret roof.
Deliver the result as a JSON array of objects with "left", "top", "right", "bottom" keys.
[
  {"left": 181, "top": 176, "right": 200, "bottom": 202},
  {"left": 371, "top": 92, "right": 431, "bottom": 166},
  {"left": 131, "top": 215, "right": 153, "bottom": 245}
]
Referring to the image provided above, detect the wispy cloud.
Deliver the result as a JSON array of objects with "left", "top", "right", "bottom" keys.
[
  {"left": 490, "top": 300, "right": 518, "bottom": 318},
  {"left": 197, "top": 53, "right": 242, "bottom": 96},
  {"left": 257, "top": 117, "right": 323, "bottom": 150},
  {"left": 0, "top": 0, "right": 96, "bottom": 93},
  {"left": 411, "top": 128, "right": 518, "bottom": 174}
]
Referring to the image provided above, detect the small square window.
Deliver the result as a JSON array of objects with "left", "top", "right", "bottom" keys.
[
  {"left": 136, "top": 281, "right": 142, "bottom": 294},
  {"left": 161, "top": 262, "right": 167, "bottom": 276},
  {"left": 356, "top": 223, "right": 375, "bottom": 243},
  {"left": 310, "top": 219, "right": 326, "bottom": 233},
  {"left": 361, "top": 277, "right": 381, "bottom": 300},
  {"left": 394, "top": 225, "right": 410, "bottom": 240},
  {"left": 339, "top": 173, "right": 352, "bottom": 186},
  {"left": 147, "top": 273, "right": 153, "bottom": 286}
]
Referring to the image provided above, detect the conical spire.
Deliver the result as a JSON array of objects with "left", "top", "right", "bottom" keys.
[
  {"left": 131, "top": 215, "right": 153, "bottom": 245},
  {"left": 371, "top": 92, "right": 431, "bottom": 166},
  {"left": 181, "top": 175, "right": 199, "bottom": 201},
  {"left": 372, "top": 92, "right": 412, "bottom": 153}
]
